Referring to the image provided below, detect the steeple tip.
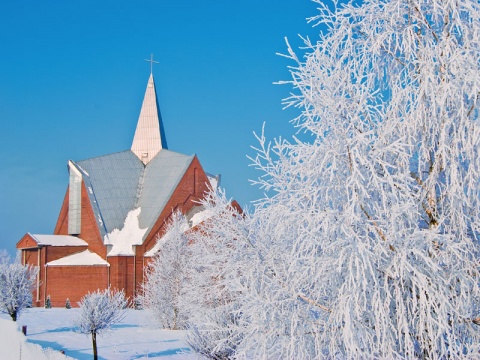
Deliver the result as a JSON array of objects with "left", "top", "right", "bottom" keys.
[{"left": 131, "top": 72, "right": 166, "bottom": 165}]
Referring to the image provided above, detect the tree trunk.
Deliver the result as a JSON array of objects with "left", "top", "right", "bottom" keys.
[
  {"left": 10, "top": 310, "right": 17, "bottom": 322},
  {"left": 92, "top": 331, "right": 98, "bottom": 360}
]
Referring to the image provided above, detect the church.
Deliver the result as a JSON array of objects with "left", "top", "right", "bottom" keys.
[{"left": 16, "top": 69, "right": 223, "bottom": 307}]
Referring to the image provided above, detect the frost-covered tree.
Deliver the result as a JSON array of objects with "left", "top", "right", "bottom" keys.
[
  {"left": 227, "top": 0, "right": 480, "bottom": 358},
  {"left": 180, "top": 190, "right": 247, "bottom": 359},
  {"left": 74, "top": 289, "right": 127, "bottom": 360},
  {"left": 0, "top": 251, "right": 37, "bottom": 321},
  {"left": 140, "top": 212, "right": 190, "bottom": 330},
  {"left": 181, "top": 0, "right": 480, "bottom": 358}
]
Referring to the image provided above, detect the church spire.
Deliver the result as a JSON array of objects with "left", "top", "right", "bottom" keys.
[{"left": 131, "top": 71, "right": 168, "bottom": 165}]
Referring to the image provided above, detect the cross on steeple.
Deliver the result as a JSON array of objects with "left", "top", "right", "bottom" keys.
[{"left": 145, "top": 54, "right": 159, "bottom": 74}]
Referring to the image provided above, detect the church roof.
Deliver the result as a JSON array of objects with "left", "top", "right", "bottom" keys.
[
  {"left": 73, "top": 149, "right": 194, "bottom": 242},
  {"left": 46, "top": 249, "right": 110, "bottom": 266}
]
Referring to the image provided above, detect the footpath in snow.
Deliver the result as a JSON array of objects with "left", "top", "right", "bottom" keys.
[{"left": 1, "top": 308, "right": 198, "bottom": 360}]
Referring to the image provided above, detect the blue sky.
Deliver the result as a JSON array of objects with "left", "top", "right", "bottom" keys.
[{"left": 0, "top": 0, "right": 321, "bottom": 255}]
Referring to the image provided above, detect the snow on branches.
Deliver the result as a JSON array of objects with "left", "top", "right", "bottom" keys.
[
  {"left": 74, "top": 289, "right": 127, "bottom": 360},
  {"left": 239, "top": 0, "right": 480, "bottom": 358},
  {"left": 140, "top": 212, "right": 190, "bottom": 330},
  {"left": 139, "top": 1, "right": 480, "bottom": 358}
]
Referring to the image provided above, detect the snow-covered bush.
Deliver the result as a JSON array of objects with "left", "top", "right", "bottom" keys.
[
  {"left": 45, "top": 295, "right": 51, "bottom": 309},
  {"left": 74, "top": 289, "right": 127, "bottom": 360},
  {"left": 0, "top": 251, "right": 38, "bottom": 321},
  {"left": 140, "top": 212, "right": 190, "bottom": 330}
]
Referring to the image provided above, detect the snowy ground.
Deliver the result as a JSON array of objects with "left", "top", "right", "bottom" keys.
[{"left": 2, "top": 308, "right": 199, "bottom": 360}]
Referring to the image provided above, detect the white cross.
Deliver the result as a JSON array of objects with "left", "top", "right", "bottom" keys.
[{"left": 145, "top": 54, "right": 159, "bottom": 74}]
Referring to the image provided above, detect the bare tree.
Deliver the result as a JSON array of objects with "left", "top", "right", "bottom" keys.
[
  {"left": 0, "top": 251, "right": 37, "bottom": 321},
  {"left": 74, "top": 289, "right": 127, "bottom": 360}
]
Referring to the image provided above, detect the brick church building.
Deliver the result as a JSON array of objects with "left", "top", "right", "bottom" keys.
[{"left": 16, "top": 71, "right": 222, "bottom": 307}]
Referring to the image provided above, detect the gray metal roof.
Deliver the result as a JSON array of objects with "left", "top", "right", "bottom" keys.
[
  {"left": 138, "top": 149, "right": 194, "bottom": 230},
  {"left": 72, "top": 149, "right": 193, "bottom": 242}
]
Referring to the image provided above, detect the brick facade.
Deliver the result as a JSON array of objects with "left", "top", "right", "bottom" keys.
[
  {"left": 44, "top": 265, "right": 109, "bottom": 308},
  {"left": 17, "top": 155, "right": 218, "bottom": 307}
]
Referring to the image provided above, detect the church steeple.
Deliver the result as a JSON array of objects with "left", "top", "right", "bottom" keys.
[{"left": 131, "top": 72, "right": 168, "bottom": 165}]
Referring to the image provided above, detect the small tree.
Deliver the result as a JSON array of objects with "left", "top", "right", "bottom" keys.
[
  {"left": 181, "top": 190, "right": 247, "bottom": 358},
  {"left": 0, "top": 251, "right": 38, "bottom": 321},
  {"left": 74, "top": 289, "right": 127, "bottom": 360},
  {"left": 140, "top": 212, "right": 190, "bottom": 330},
  {"left": 44, "top": 295, "right": 51, "bottom": 309}
]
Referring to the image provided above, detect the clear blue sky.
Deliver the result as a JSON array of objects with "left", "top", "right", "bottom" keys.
[{"left": 0, "top": 0, "right": 321, "bottom": 256}]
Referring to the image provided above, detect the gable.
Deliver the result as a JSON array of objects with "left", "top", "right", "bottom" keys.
[
  {"left": 17, "top": 233, "right": 88, "bottom": 249},
  {"left": 74, "top": 150, "right": 144, "bottom": 237},
  {"left": 17, "top": 233, "right": 40, "bottom": 249}
]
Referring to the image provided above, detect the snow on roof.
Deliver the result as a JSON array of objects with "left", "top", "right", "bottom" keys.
[
  {"left": 206, "top": 173, "right": 221, "bottom": 189},
  {"left": 46, "top": 250, "right": 109, "bottom": 267},
  {"left": 144, "top": 210, "right": 210, "bottom": 257},
  {"left": 30, "top": 234, "right": 88, "bottom": 247},
  {"left": 76, "top": 149, "right": 194, "bottom": 243},
  {"left": 189, "top": 208, "right": 214, "bottom": 228},
  {"left": 104, "top": 207, "right": 148, "bottom": 256},
  {"left": 143, "top": 237, "right": 165, "bottom": 257}
]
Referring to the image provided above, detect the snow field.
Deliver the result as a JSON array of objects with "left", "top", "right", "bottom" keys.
[
  {"left": 1, "top": 308, "right": 198, "bottom": 360},
  {"left": 0, "top": 316, "right": 73, "bottom": 360}
]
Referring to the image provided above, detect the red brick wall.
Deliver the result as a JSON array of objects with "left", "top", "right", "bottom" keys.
[
  {"left": 44, "top": 266, "right": 109, "bottom": 308},
  {"left": 108, "top": 256, "right": 135, "bottom": 302},
  {"left": 20, "top": 248, "right": 42, "bottom": 306},
  {"left": 45, "top": 246, "right": 88, "bottom": 263},
  {"left": 54, "top": 183, "right": 106, "bottom": 258}
]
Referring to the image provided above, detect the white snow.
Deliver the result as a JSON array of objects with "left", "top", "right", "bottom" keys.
[
  {"left": 1, "top": 308, "right": 197, "bottom": 360},
  {"left": 30, "top": 234, "right": 88, "bottom": 247},
  {"left": 0, "top": 316, "right": 74, "bottom": 360},
  {"left": 46, "top": 250, "right": 109, "bottom": 267},
  {"left": 206, "top": 173, "right": 220, "bottom": 189},
  {"left": 104, "top": 208, "right": 148, "bottom": 256},
  {"left": 144, "top": 208, "right": 211, "bottom": 257},
  {"left": 188, "top": 208, "right": 214, "bottom": 228},
  {"left": 144, "top": 241, "right": 163, "bottom": 257}
]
